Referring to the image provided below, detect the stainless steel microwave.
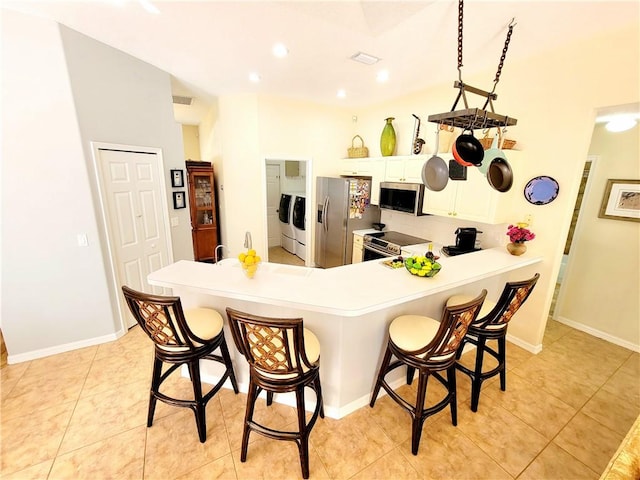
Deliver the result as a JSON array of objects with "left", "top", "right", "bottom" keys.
[{"left": 379, "top": 182, "right": 425, "bottom": 216}]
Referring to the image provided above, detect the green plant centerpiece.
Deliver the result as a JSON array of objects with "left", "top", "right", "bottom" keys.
[{"left": 404, "top": 253, "right": 442, "bottom": 278}]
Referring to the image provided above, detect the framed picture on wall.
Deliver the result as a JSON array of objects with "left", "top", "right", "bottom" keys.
[
  {"left": 598, "top": 179, "right": 640, "bottom": 222},
  {"left": 173, "top": 191, "right": 186, "bottom": 209},
  {"left": 171, "top": 169, "right": 184, "bottom": 188}
]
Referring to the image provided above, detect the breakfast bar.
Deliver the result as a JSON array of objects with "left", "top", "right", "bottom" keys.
[{"left": 148, "top": 247, "right": 542, "bottom": 418}]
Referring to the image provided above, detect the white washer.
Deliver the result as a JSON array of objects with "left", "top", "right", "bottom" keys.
[
  {"left": 292, "top": 194, "right": 306, "bottom": 261},
  {"left": 279, "top": 193, "right": 295, "bottom": 254}
]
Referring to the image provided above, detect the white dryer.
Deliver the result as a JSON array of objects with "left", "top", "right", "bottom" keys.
[
  {"left": 279, "top": 193, "right": 295, "bottom": 254},
  {"left": 292, "top": 194, "right": 306, "bottom": 261}
]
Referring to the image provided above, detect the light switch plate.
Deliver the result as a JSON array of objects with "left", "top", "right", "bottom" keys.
[
  {"left": 170, "top": 217, "right": 179, "bottom": 227},
  {"left": 77, "top": 234, "right": 88, "bottom": 247}
]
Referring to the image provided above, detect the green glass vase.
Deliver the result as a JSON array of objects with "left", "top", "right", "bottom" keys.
[{"left": 380, "top": 117, "right": 396, "bottom": 156}]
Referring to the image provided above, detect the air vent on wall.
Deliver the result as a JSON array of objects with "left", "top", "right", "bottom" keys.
[{"left": 172, "top": 95, "right": 193, "bottom": 105}]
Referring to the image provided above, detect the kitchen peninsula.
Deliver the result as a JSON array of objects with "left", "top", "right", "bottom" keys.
[{"left": 148, "top": 248, "right": 541, "bottom": 418}]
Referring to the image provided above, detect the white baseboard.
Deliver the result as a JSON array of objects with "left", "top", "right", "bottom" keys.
[
  {"left": 555, "top": 316, "right": 640, "bottom": 352},
  {"left": 506, "top": 333, "right": 543, "bottom": 354},
  {"left": 7, "top": 330, "right": 125, "bottom": 364}
]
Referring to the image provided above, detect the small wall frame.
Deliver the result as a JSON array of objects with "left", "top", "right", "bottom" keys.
[
  {"left": 173, "top": 191, "right": 186, "bottom": 209},
  {"left": 170, "top": 169, "right": 184, "bottom": 188},
  {"left": 598, "top": 179, "right": 640, "bottom": 222}
]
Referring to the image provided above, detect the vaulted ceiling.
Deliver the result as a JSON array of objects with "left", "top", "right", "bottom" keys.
[{"left": 4, "top": 1, "right": 638, "bottom": 124}]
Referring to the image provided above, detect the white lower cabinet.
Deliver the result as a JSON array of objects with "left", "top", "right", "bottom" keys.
[
  {"left": 341, "top": 158, "right": 386, "bottom": 205},
  {"left": 352, "top": 233, "right": 364, "bottom": 263},
  {"left": 422, "top": 153, "right": 519, "bottom": 224}
]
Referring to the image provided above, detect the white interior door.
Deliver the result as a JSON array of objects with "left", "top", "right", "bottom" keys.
[
  {"left": 266, "top": 163, "right": 282, "bottom": 248},
  {"left": 96, "top": 147, "right": 172, "bottom": 328}
]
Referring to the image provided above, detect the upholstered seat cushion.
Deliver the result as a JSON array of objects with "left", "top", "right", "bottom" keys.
[
  {"left": 183, "top": 308, "right": 224, "bottom": 340},
  {"left": 156, "top": 307, "right": 224, "bottom": 351},
  {"left": 389, "top": 315, "right": 440, "bottom": 353}
]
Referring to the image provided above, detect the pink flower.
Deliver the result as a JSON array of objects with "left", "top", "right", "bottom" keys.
[{"left": 507, "top": 224, "right": 535, "bottom": 243}]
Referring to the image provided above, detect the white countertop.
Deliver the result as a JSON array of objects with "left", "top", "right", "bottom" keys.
[{"left": 148, "top": 247, "right": 542, "bottom": 317}]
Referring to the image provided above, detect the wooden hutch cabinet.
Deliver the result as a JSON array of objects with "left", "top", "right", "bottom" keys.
[{"left": 186, "top": 160, "right": 219, "bottom": 262}]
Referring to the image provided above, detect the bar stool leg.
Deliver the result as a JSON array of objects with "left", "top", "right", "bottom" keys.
[
  {"left": 241, "top": 381, "right": 258, "bottom": 462},
  {"left": 498, "top": 337, "right": 507, "bottom": 391},
  {"left": 447, "top": 365, "right": 458, "bottom": 426},
  {"left": 411, "top": 371, "right": 429, "bottom": 455},
  {"left": 295, "top": 386, "right": 310, "bottom": 479},
  {"left": 370, "top": 346, "right": 392, "bottom": 407},
  {"left": 188, "top": 360, "right": 207, "bottom": 443},
  {"left": 471, "top": 337, "right": 487, "bottom": 412},
  {"left": 148, "top": 357, "right": 163, "bottom": 427}
]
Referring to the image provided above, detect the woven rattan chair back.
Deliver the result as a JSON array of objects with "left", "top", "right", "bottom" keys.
[
  {"left": 472, "top": 273, "right": 540, "bottom": 335},
  {"left": 123, "top": 286, "right": 197, "bottom": 351},
  {"left": 226, "top": 308, "right": 315, "bottom": 379}
]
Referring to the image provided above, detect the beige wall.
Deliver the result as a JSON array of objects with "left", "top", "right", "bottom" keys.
[
  {"left": 182, "top": 124, "right": 201, "bottom": 160},
  {"left": 557, "top": 122, "right": 639, "bottom": 347}
]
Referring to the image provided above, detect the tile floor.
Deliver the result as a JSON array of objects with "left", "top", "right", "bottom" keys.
[
  {"left": 268, "top": 246, "right": 305, "bottom": 267},
  {"left": 1, "top": 319, "right": 638, "bottom": 479}
]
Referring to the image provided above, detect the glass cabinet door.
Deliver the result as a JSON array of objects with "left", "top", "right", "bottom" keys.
[{"left": 193, "top": 174, "right": 215, "bottom": 226}]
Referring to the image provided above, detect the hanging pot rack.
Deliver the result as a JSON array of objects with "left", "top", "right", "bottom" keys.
[{"left": 428, "top": 0, "right": 518, "bottom": 131}]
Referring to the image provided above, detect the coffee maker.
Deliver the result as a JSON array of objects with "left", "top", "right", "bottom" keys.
[{"left": 443, "top": 227, "right": 482, "bottom": 256}]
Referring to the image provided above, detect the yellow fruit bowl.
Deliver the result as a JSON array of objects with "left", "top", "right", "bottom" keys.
[{"left": 238, "top": 249, "right": 262, "bottom": 279}]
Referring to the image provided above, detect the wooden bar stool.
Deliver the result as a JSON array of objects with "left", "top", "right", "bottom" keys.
[
  {"left": 447, "top": 273, "right": 540, "bottom": 412},
  {"left": 370, "top": 290, "right": 487, "bottom": 455},
  {"left": 122, "top": 286, "right": 239, "bottom": 443},
  {"left": 226, "top": 307, "right": 324, "bottom": 479}
]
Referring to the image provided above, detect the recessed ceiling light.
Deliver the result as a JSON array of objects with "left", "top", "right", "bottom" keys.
[
  {"left": 337, "top": 89, "right": 346, "bottom": 98},
  {"left": 351, "top": 52, "right": 380, "bottom": 65},
  {"left": 249, "top": 72, "right": 262, "bottom": 83},
  {"left": 376, "top": 70, "right": 389, "bottom": 83},
  {"left": 272, "top": 43, "right": 289, "bottom": 58}
]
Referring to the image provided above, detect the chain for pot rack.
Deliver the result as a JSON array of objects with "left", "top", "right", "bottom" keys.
[{"left": 427, "top": 0, "right": 518, "bottom": 131}]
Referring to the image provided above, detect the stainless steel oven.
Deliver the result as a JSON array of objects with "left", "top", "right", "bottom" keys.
[
  {"left": 363, "top": 242, "right": 394, "bottom": 261},
  {"left": 362, "top": 231, "right": 430, "bottom": 262}
]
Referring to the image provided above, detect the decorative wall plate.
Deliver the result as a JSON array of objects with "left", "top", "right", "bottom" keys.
[{"left": 524, "top": 176, "right": 560, "bottom": 205}]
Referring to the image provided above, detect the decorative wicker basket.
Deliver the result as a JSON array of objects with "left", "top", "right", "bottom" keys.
[
  {"left": 501, "top": 138, "right": 517, "bottom": 150},
  {"left": 348, "top": 135, "right": 369, "bottom": 158},
  {"left": 479, "top": 132, "right": 494, "bottom": 150}
]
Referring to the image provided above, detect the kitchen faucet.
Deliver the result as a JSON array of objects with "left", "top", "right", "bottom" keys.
[
  {"left": 214, "top": 244, "right": 227, "bottom": 264},
  {"left": 244, "top": 231, "right": 252, "bottom": 250}
]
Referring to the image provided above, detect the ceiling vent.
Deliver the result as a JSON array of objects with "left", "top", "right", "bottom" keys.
[
  {"left": 350, "top": 52, "right": 380, "bottom": 65},
  {"left": 172, "top": 95, "right": 193, "bottom": 106}
]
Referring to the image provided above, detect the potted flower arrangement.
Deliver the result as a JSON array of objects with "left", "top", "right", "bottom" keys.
[{"left": 506, "top": 223, "right": 535, "bottom": 256}]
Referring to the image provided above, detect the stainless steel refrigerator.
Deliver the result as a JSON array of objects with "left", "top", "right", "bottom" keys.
[{"left": 315, "top": 177, "right": 381, "bottom": 268}]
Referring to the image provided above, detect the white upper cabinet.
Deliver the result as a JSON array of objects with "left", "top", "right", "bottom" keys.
[
  {"left": 383, "top": 156, "right": 425, "bottom": 183},
  {"left": 422, "top": 152, "right": 521, "bottom": 224},
  {"left": 341, "top": 158, "right": 386, "bottom": 205}
]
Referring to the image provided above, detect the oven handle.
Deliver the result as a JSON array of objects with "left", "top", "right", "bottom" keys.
[{"left": 363, "top": 243, "right": 393, "bottom": 257}]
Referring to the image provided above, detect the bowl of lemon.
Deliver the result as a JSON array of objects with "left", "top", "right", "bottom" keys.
[
  {"left": 238, "top": 249, "right": 262, "bottom": 279},
  {"left": 404, "top": 254, "right": 442, "bottom": 278}
]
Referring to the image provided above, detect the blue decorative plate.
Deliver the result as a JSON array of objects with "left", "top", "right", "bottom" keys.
[{"left": 524, "top": 176, "right": 559, "bottom": 205}]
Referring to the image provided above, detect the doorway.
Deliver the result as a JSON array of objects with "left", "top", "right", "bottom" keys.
[
  {"left": 264, "top": 158, "right": 310, "bottom": 266},
  {"left": 552, "top": 157, "right": 594, "bottom": 317},
  {"left": 93, "top": 143, "right": 173, "bottom": 328}
]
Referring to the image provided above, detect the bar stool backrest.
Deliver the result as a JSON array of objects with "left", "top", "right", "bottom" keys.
[
  {"left": 226, "top": 308, "right": 315, "bottom": 378},
  {"left": 122, "top": 285, "right": 200, "bottom": 350},
  {"left": 476, "top": 273, "right": 540, "bottom": 332}
]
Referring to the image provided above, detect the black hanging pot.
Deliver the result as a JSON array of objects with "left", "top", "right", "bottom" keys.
[
  {"left": 487, "top": 157, "right": 513, "bottom": 192},
  {"left": 454, "top": 129, "right": 484, "bottom": 166}
]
